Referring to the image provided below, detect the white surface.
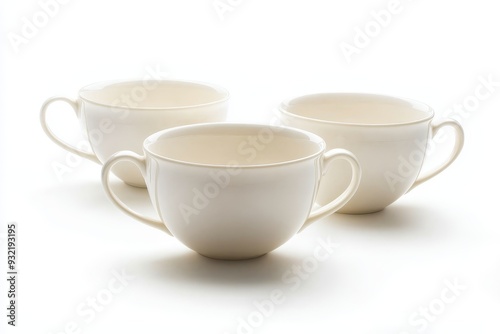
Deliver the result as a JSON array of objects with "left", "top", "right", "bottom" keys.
[{"left": 1, "top": 0, "right": 500, "bottom": 333}]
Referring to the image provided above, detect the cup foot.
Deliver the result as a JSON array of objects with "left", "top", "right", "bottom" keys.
[
  {"left": 123, "top": 180, "right": 147, "bottom": 188},
  {"left": 336, "top": 207, "right": 386, "bottom": 215},
  {"left": 198, "top": 252, "right": 269, "bottom": 261}
]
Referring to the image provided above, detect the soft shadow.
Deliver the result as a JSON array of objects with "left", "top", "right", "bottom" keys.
[
  {"left": 128, "top": 250, "right": 310, "bottom": 287},
  {"left": 106, "top": 179, "right": 154, "bottom": 213},
  {"left": 38, "top": 178, "right": 155, "bottom": 215},
  {"left": 323, "top": 203, "right": 449, "bottom": 234}
]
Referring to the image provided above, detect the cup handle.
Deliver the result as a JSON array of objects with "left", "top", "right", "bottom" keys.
[
  {"left": 299, "top": 149, "right": 362, "bottom": 232},
  {"left": 40, "top": 96, "right": 100, "bottom": 164},
  {"left": 101, "top": 151, "right": 173, "bottom": 236},
  {"left": 408, "top": 119, "right": 464, "bottom": 192}
]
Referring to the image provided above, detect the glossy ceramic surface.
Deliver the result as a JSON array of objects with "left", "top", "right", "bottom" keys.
[
  {"left": 101, "top": 123, "right": 361, "bottom": 259},
  {"left": 279, "top": 93, "right": 464, "bottom": 214},
  {"left": 40, "top": 80, "right": 229, "bottom": 187}
]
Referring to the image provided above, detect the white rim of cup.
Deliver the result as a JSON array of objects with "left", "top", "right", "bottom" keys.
[
  {"left": 279, "top": 92, "right": 435, "bottom": 127},
  {"left": 143, "top": 123, "right": 327, "bottom": 169},
  {"left": 77, "top": 79, "right": 230, "bottom": 110}
]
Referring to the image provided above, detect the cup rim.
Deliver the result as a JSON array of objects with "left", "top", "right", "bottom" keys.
[
  {"left": 143, "top": 123, "right": 327, "bottom": 168},
  {"left": 78, "top": 79, "right": 230, "bottom": 110},
  {"left": 279, "top": 92, "right": 435, "bottom": 127}
]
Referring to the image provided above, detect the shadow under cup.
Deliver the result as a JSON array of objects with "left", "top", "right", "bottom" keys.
[{"left": 279, "top": 93, "right": 463, "bottom": 214}]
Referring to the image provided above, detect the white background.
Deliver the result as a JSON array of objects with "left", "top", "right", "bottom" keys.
[{"left": 1, "top": 0, "right": 500, "bottom": 333}]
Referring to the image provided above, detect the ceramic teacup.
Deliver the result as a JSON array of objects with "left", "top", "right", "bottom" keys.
[
  {"left": 40, "top": 80, "right": 229, "bottom": 187},
  {"left": 101, "top": 123, "right": 361, "bottom": 260},
  {"left": 279, "top": 93, "right": 464, "bottom": 214}
]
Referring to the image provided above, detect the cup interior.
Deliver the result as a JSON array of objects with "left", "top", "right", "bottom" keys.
[
  {"left": 281, "top": 93, "right": 433, "bottom": 125},
  {"left": 145, "top": 124, "right": 324, "bottom": 166},
  {"left": 79, "top": 80, "right": 229, "bottom": 109}
]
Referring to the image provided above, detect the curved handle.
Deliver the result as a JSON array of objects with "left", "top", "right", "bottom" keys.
[
  {"left": 299, "top": 149, "right": 361, "bottom": 232},
  {"left": 101, "top": 151, "right": 172, "bottom": 235},
  {"left": 40, "top": 96, "right": 99, "bottom": 164},
  {"left": 408, "top": 119, "right": 464, "bottom": 192}
]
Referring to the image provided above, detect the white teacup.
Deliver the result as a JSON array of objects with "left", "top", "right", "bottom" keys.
[
  {"left": 40, "top": 80, "right": 229, "bottom": 187},
  {"left": 279, "top": 93, "right": 464, "bottom": 214},
  {"left": 101, "top": 123, "right": 361, "bottom": 260}
]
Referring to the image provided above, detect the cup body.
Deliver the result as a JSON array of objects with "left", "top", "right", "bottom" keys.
[
  {"left": 48, "top": 80, "right": 229, "bottom": 186},
  {"left": 142, "top": 124, "right": 327, "bottom": 259},
  {"left": 279, "top": 93, "right": 435, "bottom": 213},
  {"left": 102, "top": 123, "right": 362, "bottom": 259}
]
